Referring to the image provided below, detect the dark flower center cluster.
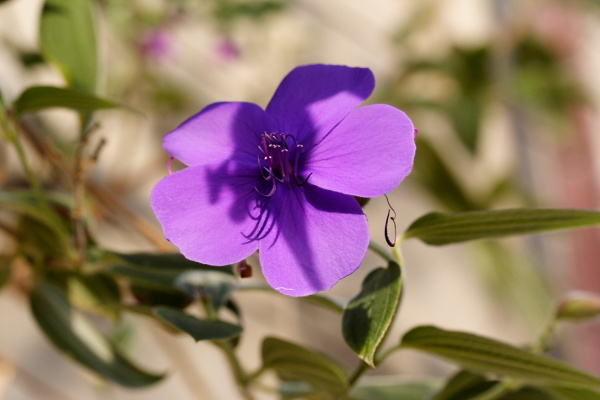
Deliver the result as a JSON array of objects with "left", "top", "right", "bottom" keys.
[{"left": 255, "top": 132, "right": 310, "bottom": 197}]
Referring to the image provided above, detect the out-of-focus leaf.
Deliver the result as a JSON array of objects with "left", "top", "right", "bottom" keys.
[
  {"left": 152, "top": 306, "right": 242, "bottom": 341},
  {"left": 130, "top": 284, "right": 192, "bottom": 309},
  {"left": 404, "top": 209, "right": 600, "bottom": 246},
  {"left": 13, "top": 86, "right": 123, "bottom": 116},
  {"left": 411, "top": 138, "right": 479, "bottom": 212},
  {"left": 215, "top": 0, "right": 285, "bottom": 21},
  {"left": 107, "top": 264, "right": 182, "bottom": 291},
  {"left": 110, "top": 252, "right": 234, "bottom": 275},
  {"left": 68, "top": 272, "right": 121, "bottom": 316},
  {"left": 0, "top": 191, "right": 68, "bottom": 244},
  {"left": 342, "top": 262, "right": 402, "bottom": 367},
  {"left": 500, "top": 387, "right": 558, "bottom": 400},
  {"left": 0, "top": 256, "right": 13, "bottom": 290},
  {"left": 19, "top": 51, "right": 45, "bottom": 67},
  {"left": 40, "top": 0, "right": 97, "bottom": 92},
  {"left": 174, "top": 270, "right": 235, "bottom": 311},
  {"left": 431, "top": 370, "right": 494, "bottom": 400},
  {"left": 543, "top": 386, "right": 600, "bottom": 400},
  {"left": 30, "top": 282, "right": 163, "bottom": 387},
  {"left": 262, "top": 337, "right": 348, "bottom": 398},
  {"left": 401, "top": 326, "right": 600, "bottom": 388},
  {"left": 351, "top": 380, "right": 437, "bottom": 400},
  {"left": 108, "top": 253, "right": 235, "bottom": 310}
]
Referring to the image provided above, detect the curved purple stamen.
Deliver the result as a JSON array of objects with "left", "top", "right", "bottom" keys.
[{"left": 254, "top": 132, "right": 311, "bottom": 197}]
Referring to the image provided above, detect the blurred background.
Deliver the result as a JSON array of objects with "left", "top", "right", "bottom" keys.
[{"left": 1, "top": 0, "right": 600, "bottom": 399}]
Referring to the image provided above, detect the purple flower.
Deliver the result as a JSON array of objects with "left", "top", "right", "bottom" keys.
[{"left": 151, "top": 64, "right": 416, "bottom": 297}]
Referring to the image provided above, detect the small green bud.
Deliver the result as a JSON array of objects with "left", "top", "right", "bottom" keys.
[{"left": 556, "top": 291, "right": 600, "bottom": 321}]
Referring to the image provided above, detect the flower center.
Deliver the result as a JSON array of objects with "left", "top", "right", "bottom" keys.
[{"left": 255, "top": 132, "right": 310, "bottom": 197}]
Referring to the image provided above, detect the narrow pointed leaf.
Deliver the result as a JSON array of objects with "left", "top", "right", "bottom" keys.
[
  {"left": 342, "top": 262, "right": 402, "bottom": 367},
  {"left": 110, "top": 252, "right": 234, "bottom": 275},
  {"left": 13, "top": 86, "right": 122, "bottom": 116},
  {"left": 40, "top": 0, "right": 97, "bottom": 91},
  {"left": 30, "top": 282, "right": 163, "bottom": 387},
  {"left": 404, "top": 209, "right": 600, "bottom": 246},
  {"left": 0, "top": 191, "right": 70, "bottom": 253},
  {"left": 401, "top": 326, "right": 600, "bottom": 388},
  {"left": 0, "top": 256, "right": 12, "bottom": 290},
  {"left": 431, "top": 370, "right": 494, "bottom": 400},
  {"left": 543, "top": 386, "right": 600, "bottom": 400},
  {"left": 152, "top": 307, "right": 242, "bottom": 341},
  {"left": 262, "top": 337, "right": 348, "bottom": 397},
  {"left": 351, "top": 381, "right": 437, "bottom": 400}
]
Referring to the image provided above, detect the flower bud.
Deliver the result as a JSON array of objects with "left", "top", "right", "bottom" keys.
[{"left": 556, "top": 291, "right": 600, "bottom": 321}]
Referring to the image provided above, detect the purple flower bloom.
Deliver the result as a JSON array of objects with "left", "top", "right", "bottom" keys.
[{"left": 151, "top": 64, "right": 416, "bottom": 297}]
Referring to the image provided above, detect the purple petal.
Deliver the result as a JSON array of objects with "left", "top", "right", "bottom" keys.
[
  {"left": 151, "top": 165, "right": 261, "bottom": 265},
  {"left": 266, "top": 64, "right": 374, "bottom": 144},
  {"left": 258, "top": 185, "right": 369, "bottom": 297},
  {"left": 302, "top": 104, "right": 416, "bottom": 198},
  {"left": 164, "top": 102, "right": 269, "bottom": 167}
]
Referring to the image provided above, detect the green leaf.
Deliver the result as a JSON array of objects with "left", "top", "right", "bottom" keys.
[
  {"left": 401, "top": 326, "right": 600, "bottom": 388},
  {"left": 0, "top": 191, "right": 68, "bottom": 242},
  {"left": 67, "top": 272, "right": 121, "bottom": 317},
  {"left": 152, "top": 307, "right": 242, "bottom": 341},
  {"left": 30, "top": 282, "right": 163, "bottom": 387},
  {"left": 110, "top": 252, "right": 234, "bottom": 275},
  {"left": 130, "top": 283, "right": 192, "bottom": 309},
  {"left": 107, "top": 264, "right": 184, "bottom": 291},
  {"left": 13, "top": 86, "right": 122, "bottom": 116},
  {"left": 342, "top": 262, "right": 402, "bottom": 367},
  {"left": 351, "top": 380, "right": 437, "bottom": 400},
  {"left": 543, "top": 386, "right": 600, "bottom": 400},
  {"left": 431, "top": 370, "right": 494, "bottom": 400},
  {"left": 0, "top": 256, "right": 13, "bottom": 290},
  {"left": 500, "top": 387, "right": 559, "bottom": 400},
  {"left": 40, "top": 0, "right": 97, "bottom": 92},
  {"left": 404, "top": 209, "right": 600, "bottom": 246},
  {"left": 262, "top": 337, "right": 348, "bottom": 398}
]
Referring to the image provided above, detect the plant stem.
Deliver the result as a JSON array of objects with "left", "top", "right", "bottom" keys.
[
  {"left": 348, "top": 360, "right": 369, "bottom": 387},
  {"left": 18, "top": 120, "right": 171, "bottom": 251},
  {"left": 368, "top": 240, "right": 395, "bottom": 263},
  {"left": 1, "top": 113, "right": 51, "bottom": 214},
  {"left": 531, "top": 317, "right": 558, "bottom": 354},
  {"left": 212, "top": 341, "right": 255, "bottom": 400}
]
